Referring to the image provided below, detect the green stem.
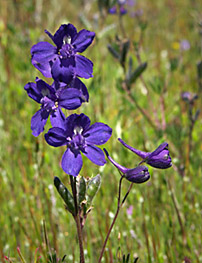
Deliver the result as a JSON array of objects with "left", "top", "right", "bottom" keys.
[{"left": 70, "top": 176, "right": 85, "bottom": 263}]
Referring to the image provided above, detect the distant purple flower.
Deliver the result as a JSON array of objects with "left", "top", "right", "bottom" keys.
[
  {"left": 45, "top": 114, "right": 112, "bottom": 176},
  {"left": 24, "top": 78, "right": 86, "bottom": 136},
  {"left": 181, "top": 91, "right": 198, "bottom": 104},
  {"left": 130, "top": 9, "right": 143, "bottom": 18},
  {"left": 180, "top": 40, "right": 190, "bottom": 51},
  {"left": 127, "top": 205, "right": 133, "bottom": 215},
  {"left": 126, "top": 0, "right": 136, "bottom": 6},
  {"left": 104, "top": 149, "right": 150, "bottom": 183},
  {"left": 118, "top": 139, "right": 172, "bottom": 169},
  {"left": 108, "top": 0, "right": 127, "bottom": 15},
  {"left": 108, "top": 6, "right": 117, "bottom": 14},
  {"left": 31, "top": 24, "right": 95, "bottom": 83}
]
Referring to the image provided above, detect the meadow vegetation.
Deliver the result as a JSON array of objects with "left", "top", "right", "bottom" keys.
[{"left": 0, "top": 0, "right": 202, "bottom": 262}]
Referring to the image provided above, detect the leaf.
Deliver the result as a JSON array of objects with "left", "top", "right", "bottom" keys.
[
  {"left": 120, "top": 40, "right": 130, "bottom": 68},
  {"left": 197, "top": 60, "right": 202, "bottom": 79},
  {"left": 86, "top": 174, "right": 101, "bottom": 205},
  {"left": 194, "top": 109, "right": 200, "bottom": 122},
  {"left": 128, "top": 56, "right": 133, "bottom": 77},
  {"left": 54, "top": 177, "right": 75, "bottom": 215},
  {"left": 122, "top": 254, "right": 130, "bottom": 263},
  {"left": 108, "top": 44, "right": 120, "bottom": 59},
  {"left": 133, "top": 257, "right": 139, "bottom": 263},
  {"left": 78, "top": 176, "right": 86, "bottom": 205},
  {"left": 17, "top": 247, "right": 27, "bottom": 263},
  {"left": 127, "top": 62, "right": 147, "bottom": 85}
]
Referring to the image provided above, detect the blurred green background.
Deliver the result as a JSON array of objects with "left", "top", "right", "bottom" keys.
[{"left": 0, "top": 0, "right": 202, "bottom": 262}]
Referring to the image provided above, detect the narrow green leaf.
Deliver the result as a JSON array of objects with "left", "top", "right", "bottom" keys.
[
  {"left": 17, "top": 247, "right": 26, "bottom": 263},
  {"left": 108, "top": 44, "right": 120, "bottom": 59},
  {"left": 194, "top": 109, "right": 200, "bottom": 121},
  {"left": 197, "top": 60, "right": 202, "bottom": 79},
  {"left": 127, "top": 62, "right": 147, "bottom": 85},
  {"left": 120, "top": 40, "right": 130, "bottom": 68},
  {"left": 54, "top": 177, "right": 75, "bottom": 215},
  {"left": 126, "top": 253, "right": 130, "bottom": 263}
]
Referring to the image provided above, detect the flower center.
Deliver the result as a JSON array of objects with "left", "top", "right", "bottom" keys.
[
  {"left": 40, "top": 96, "right": 55, "bottom": 111},
  {"left": 68, "top": 126, "right": 86, "bottom": 151},
  {"left": 59, "top": 35, "right": 75, "bottom": 59}
]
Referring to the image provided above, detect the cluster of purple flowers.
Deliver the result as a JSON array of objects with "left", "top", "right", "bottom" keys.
[
  {"left": 25, "top": 23, "right": 172, "bottom": 181},
  {"left": 104, "top": 139, "right": 172, "bottom": 183},
  {"left": 108, "top": 0, "right": 143, "bottom": 18},
  {"left": 25, "top": 24, "right": 112, "bottom": 176}
]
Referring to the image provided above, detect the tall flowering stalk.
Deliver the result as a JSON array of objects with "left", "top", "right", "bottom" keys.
[
  {"left": 25, "top": 23, "right": 172, "bottom": 263},
  {"left": 25, "top": 23, "right": 111, "bottom": 263}
]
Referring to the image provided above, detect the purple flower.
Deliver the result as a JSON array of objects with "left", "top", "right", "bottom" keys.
[
  {"left": 180, "top": 39, "right": 190, "bottom": 51},
  {"left": 31, "top": 24, "right": 95, "bottom": 83},
  {"left": 127, "top": 205, "right": 133, "bottom": 215},
  {"left": 108, "top": 6, "right": 117, "bottom": 14},
  {"left": 104, "top": 149, "right": 150, "bottom": 183},
  {"left": 181, "top": 91, "right": 198, "bottom": 104},
  {"left": 130, "top": 9, "right": 143, "bottom": 18},
  {"left": 108, "top": 0, "right": 127, "bottom": 15},
  {"left": 118, "top": 139, "right": 172, "bottom": 169},
  {"left": 24, "top": 78, "right": 86, "bottom": 136},
  {"left": 45, "top": 113, "right": 112, "bottom": 176}
]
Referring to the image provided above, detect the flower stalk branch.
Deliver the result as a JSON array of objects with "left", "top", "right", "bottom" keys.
[{"left": 98, "top": 177, "right": 133, "bottom": 263}]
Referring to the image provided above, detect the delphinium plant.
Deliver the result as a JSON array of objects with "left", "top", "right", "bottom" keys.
[{"left": 23, "top": 22, "right": 172, "bottom": 263}]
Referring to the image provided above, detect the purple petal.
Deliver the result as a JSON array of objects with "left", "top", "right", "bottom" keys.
[
  {"left": 47, "top": 24, "right": 77, "bottom": 49},
  {"left": 24, "top": 81, "right": 42, "bottom": 103},
  {"left": 84, "top": 123, "right": 112, "bottom": 145},
  {"left": 118, "top": 138, "right": 150, "bottom": 159},
  {"left": 58, "top": 88, "right": 82, "bottom": 110},
  {"left": 104, "top": 148, "right": 127, "bottom": 173},
  {"left": 36, "top": 78, "right": 56, "bottom": 95},
  {"left": 73, "top": 29, "right": 95, "bottom": 53},
  {"left": 31, "top": 42, "right": 57, "bottom": 77},
  {"left": 149, "top": 142, "right": 168, "bottom": 158},
  {"left": 65, "top": 113, "right": 91, "bottom": 133},
  {"left": 31, "top": 109, "right": 48, "bottom": 137},
  {"left": 51, "top": 57, "right": 74, "bottom": 83},
  {"left": 125, "top": 166, "right": 150, "bottom": 183},
  {"left": 50, "top": 108, "right": 66, "bottom": 128},
  {"left": 45, "top": 127, "right": 67, "bottom": 147},
  {"left": 147, "top": 150, "right": 172, "bottom": 169},
  {"left": 70, "top": 78, "right": 89, "bottom": 102},
  {"left": 120, "top": 6, "right": 127, "bottom": 15},
  {"left": 44, "top": 29, "right": 54, "bottom": 43},
  {"left": 108, "top": 6, "right": 117, "bottom": 14},
  {"left": 83, "top": 145, "right": 106, "bottom": 166},
  {"left": 75, "top": 113, "right": 91, "bottom": 131},
  {"left": 62, "top": 148, "right": 83, "bottom": 176},
  {"left": 74, "top": 55, "right": 93, "bottom": 79}
]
